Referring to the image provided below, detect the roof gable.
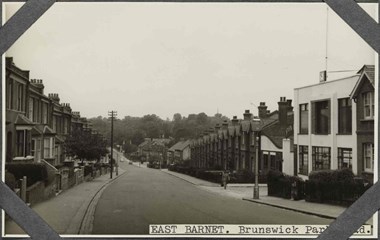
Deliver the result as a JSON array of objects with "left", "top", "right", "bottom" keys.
[
  {"left": 350, "top": 65, "right": 375, "bottom": 99},
  {"left": 261, "top": 114, "right": 294, "bottom": 149}
]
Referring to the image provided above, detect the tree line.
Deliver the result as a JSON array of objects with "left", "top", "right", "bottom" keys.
[{"left": 88, "top": 112, "right": 229, "bottom": 154}]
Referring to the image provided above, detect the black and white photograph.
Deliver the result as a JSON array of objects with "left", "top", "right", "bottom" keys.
[{"left": 2, "top": 2, "right": 377, "bottom": 238}]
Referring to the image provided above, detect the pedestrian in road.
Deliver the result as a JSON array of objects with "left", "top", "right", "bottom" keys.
[{"left": 221, "top": 170, "right": 230, "bottom": 190}]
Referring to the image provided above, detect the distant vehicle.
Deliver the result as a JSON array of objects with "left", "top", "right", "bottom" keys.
[{"left": 129, "top": 161, "right": 133, "bottom": 165}]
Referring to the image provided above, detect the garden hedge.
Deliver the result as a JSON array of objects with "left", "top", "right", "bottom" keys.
[{"left": 5, "top": 163, "right": 48, "bottom": 187}]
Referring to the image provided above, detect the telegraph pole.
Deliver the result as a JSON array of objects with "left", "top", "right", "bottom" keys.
[{"left": 108, "top": 111, "right": 117, "bottom": 179}]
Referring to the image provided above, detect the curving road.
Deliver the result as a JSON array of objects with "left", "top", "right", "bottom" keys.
[{"left": 91, "top": 160, "right": 332, "bottom": 235}]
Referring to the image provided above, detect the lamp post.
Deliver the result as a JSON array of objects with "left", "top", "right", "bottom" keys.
[{"left": 253, "top": 132, "right": 260, "bottom": 199}]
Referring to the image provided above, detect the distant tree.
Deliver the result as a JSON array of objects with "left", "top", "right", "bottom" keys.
[
  {"left": 197, "top": 112, "right": 208, "bottom": 125},
  {"left": 123, "top": 142, "right": 138, "bottom": 154},
  {"left": 131, "top": 130, "right": 145, "bottom": 145},
  {"left": 173, "top": 113, "right": 182, "bottom": 122},
  {"left": 64, "top": 130, "right": 108, "bottom": 163}
]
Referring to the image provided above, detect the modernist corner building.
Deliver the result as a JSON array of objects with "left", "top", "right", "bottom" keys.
[{"left": 294, "top": 65, "right": 375, "bottom": 182}]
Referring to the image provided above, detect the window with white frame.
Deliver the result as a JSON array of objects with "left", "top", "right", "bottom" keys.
[
  {"left": 338, "top": 148, "right": 352, "bottom": 169},
  {"left": 312, "top": 146, "right": 331, "bottom": 171},
  {"left": 363, "top": 143, "right": 374, "bottom": 172},
  {"left": 31, "top": 139, "right": 41, "bottom": 161},
  {"left": 29, "top": 98, "right": 34, "bottom": 121},
  {"left": 363, "top": 92, "right": 375, "bottom": 119},
  {"left": 44, "top": 137, "right": 55, "bottom": 159}
]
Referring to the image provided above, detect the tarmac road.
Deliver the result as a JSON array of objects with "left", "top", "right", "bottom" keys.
[{"left": 92, "top": 164, "right": 332, "bottom": 234}]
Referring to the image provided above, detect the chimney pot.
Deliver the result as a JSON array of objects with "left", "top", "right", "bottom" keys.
[
  {"left": 258, "top": 102, "right": 268, "bottom": 119},
  {"left": 243, "top": 110, "right": 253, "bottom": 121}
]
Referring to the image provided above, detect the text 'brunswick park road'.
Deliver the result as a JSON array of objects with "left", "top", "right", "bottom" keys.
[{"left": 92, "top": 161, "right": 332, "bottom": 234}]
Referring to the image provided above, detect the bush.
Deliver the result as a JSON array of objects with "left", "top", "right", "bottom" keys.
[
  {"left": 84, "top": 165, "right": 94, "bottom": 177},
  {"left": 6, "top": 163, "right": 48, "bottom": 187},
  {"left": 267, "top": 170, "right": 304, "bottom": 199},
  {"left": 305, "top": 169, "right": 368, "bottom": 206},
  {"left": 230, "top": 170, "right": 254, "bottom": 183},
  {"left": 195, "top": 169, "right": 222, "bottom": 183}
]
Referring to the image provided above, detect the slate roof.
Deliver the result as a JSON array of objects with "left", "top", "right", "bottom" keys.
[
  {"left": 14, "top": 114, "right": 34, "bottom": 126},
  {"left": 261, "top": 113, "right": 294, "bottom": 149},
  {"left": 228, "top": 125, "right": 236, "bottom": 136},
  {"left": 34, "top": 124, "right": 56, "bottom": 136},
  {"left": 169, "top": 140, "right": 190, "bottom": 152},
  {"left": 241, "top": 121, "right": 251, "bottom": 132},
  {"left": 358, "top": 65, "right": 375, "bottom": 85}
]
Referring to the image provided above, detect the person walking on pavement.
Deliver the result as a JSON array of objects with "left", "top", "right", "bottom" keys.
[{"left": 221, "top": 170, "right": 230, "bottom": 189}]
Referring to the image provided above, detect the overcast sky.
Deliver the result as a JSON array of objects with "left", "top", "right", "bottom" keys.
[{"left": 5, "top": 3, "right": 377, "bottom": 120}]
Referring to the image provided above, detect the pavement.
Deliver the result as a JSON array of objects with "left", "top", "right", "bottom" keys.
[
  {"left": 161, "top": 169, "right": 373, "bottom": 224},
  {"left": 4, "top": 167, "right": 126, "bottom": 236}
]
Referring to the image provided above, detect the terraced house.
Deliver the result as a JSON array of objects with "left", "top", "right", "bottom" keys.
[
  {"left": 294, "top": 65, "right": 375, "bottom": 182},
  {"left": 5, "top": 57, "right": 95, "bottom": 167},
  {"left": 190, "top": 98, "right": 295, "bottom": 177}
]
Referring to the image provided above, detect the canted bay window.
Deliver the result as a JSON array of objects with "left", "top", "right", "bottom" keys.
[
  {"left": 312, "top": 100, "right": 330, "bottom": 135},
  {"left": 31, "top": 139, "right": 42, "bottom": 161},
  {"left": 338, "top": 98, "right": 352, "bottom": 134},
  {"left": 298, "top": 145, "right": 308, "bottom": 175},
  {"left": 363, "top": 143, "right": 374, "bottom": 172},
  {"left": 312, "top": 146, "right": 331, "bottom": 170},
  {"left": 16, "top": 130, "right": 30, "bottom": 157},
  {"left": 338, "top": 148, "right": 352, "bottom": 169},
  {"left": 44, "top": 137, "right": 55, "bottom": 159},
  {"left": 299, "top": 104, "right": 309, "bottom": 134},
  {"left": 363, "top": 92, "right": 375, "bottom": 119}
]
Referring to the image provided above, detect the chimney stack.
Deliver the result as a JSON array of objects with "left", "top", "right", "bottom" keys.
[
  {"left": 231, "top": 116, "right": 239, "bottom": 126},
  {"left": 48, "top": 93, "right": 60, "bottom": 103},
  {"left": 243, "top": 110, "right": 253, "bottom": 121},
  {"left": 222, "top": 120, "right": 228, "bottom": 130},
  {"left": 30, "top": 79, "right": 45, "bottom": 94},
  {"left": 287, "top": 99, "right": 293, "bottom": 112},
  {"left": 258, "top": 102, "right": 268, "bottom": 119},
  {"left": 278, "top": 97, "right": 288, "bottom": 128}
]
